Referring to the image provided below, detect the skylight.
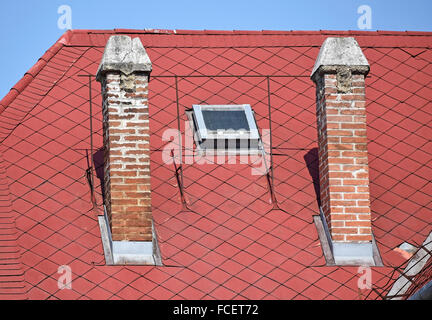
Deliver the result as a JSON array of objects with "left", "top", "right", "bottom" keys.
[
  {"left": 201, "top": 110, "right": 250, "bottom": 131},
  {"left": 191, "top": 104, "right": 260, "bottom": 152}
]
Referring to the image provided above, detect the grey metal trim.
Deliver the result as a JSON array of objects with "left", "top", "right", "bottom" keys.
[
  {"left": 112, "top": 241, "right": 154, "bottom": 265},
  {"left": 192, "top": 104, "right": 260, "bottom": 141},
  {"left": 243, "top": 105, "right": 260, "bottom": 139},
  {"left": 319, "top": 207, "right": 333, "bottom": 252},
  {"left": 152, "top": 220, "right": 163, "bottom": 266},
  {"left": 388, "top": 231, "right": 432, "bottom": 300},
  {"left": 333, "top": 242, "right": 374, "bottom": 266},
  {"left": 372, "top": 234, "right": 384, "bottom": 267},
  {"left": 98, "top": 205, "right": 162, "bottom": 266},
  {"left": 192, "top": 105, "right": 207, "bottom": 141},
  {"left": 313, "top": 215, "right": 335, "bottom": 265},
  {"left": 98, "top": 210, "right": 114, "bottom": 265},
  {"left": 186, "top": 110, "right": 262, "bottom": 155}
]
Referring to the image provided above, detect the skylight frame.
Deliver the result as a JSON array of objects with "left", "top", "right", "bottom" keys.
[{"left": 192, "top": 104, "right": 260, "bottom": 142}]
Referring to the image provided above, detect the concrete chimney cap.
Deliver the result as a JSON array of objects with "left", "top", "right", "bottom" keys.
[
  {"left": 96, "top": 35, "right": 152, "bottom": 81},
  {"left": 311, "top": 37, "right": 370, "bottom": 78}
]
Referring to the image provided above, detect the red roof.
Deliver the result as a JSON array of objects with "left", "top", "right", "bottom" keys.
[{"left": 0, "top": 29, "right": 431, "bottom": 299}]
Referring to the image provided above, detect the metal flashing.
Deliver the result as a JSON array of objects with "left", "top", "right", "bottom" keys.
[
  {"left": 314, "top": 209, "right": 382, "bottom": 266},
  {"left": 191, "top": 104, "right": 260, "bottom": 152},
  {"left": 98, "top": 206, "right": 162, "bottom": 266}
]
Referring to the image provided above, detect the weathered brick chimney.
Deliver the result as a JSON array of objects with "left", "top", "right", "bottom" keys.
[
  {"left": 311, "top": 37, "right": 374, "bottom": 265},
  {"left": 96, "top": 35, "right": 157, "bottom": 264}
]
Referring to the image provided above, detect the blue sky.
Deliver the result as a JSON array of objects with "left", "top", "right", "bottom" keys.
[{"left": 0, "top": 0, "right": 431, "bottom": 98}]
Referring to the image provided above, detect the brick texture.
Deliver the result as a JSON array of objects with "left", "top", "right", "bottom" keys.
[
  {"left": 100, "top": 72, "right": 152, "bottom": 241},
  {"left": 315, "top": 72, "right": 372, "bottom": 243}
]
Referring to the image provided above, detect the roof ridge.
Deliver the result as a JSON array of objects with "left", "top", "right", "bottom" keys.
[
  {"left": 71, "top": 29, "right": 432, "bottom": 36},
  {"left": 61, "top": 29, "right": 432, "bottom": 49}
]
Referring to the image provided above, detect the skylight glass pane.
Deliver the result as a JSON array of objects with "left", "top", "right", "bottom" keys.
[{"left": 201, "top": 110, "right": 250, "bottom": 131}]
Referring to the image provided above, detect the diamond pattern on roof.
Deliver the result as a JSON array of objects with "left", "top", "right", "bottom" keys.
[{"left": 0, "top": 30, "right": 430, "bottom": 299}]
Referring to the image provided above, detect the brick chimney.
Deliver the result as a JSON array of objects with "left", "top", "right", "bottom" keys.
[
  {"left": 311, "top": 37, "right": 374, "bottom": 265},
  {"left": 96, "top": 35, "right": 157, "bottom": 264}
]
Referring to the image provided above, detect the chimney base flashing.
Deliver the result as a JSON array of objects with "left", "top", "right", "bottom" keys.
[
  {"left": 332, "top": 242, "right": 374, "bottom": 266},
  {"left": 314, "top": 210, "right": 382, "bottom": 266},
  {"left": 98, "top": 207, "right": 162, "bottom": 266},
  {"left": 112, "top": 241, "right": 155, "bottom": 265}
]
